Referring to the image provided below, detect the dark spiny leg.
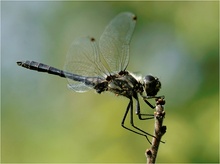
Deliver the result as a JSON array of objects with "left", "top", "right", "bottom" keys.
[
  {"left": 135, "top": 94, "right": 154, "bottom": 120},
  {"left": 121, "top": 99, "right": 150, "bottom": 138},
  {"left": 129, "top": 97, "right": 160, "bottom": 144},
  {"left": 144, "top": 99, "right": 155, "bottom": 109},
  {"left": 133, "top": 95, "right": 166, "bottom": 143},
  {"left": 129, "top": 98, "right": 152, "bottom": 144},
  {"left": 142, "top": 95, "right": 165, "bottom": 109}
]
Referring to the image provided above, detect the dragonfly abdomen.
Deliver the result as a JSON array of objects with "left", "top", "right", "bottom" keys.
[
  {"left": 17, "top": 60, "right": 66, "bottom": 78},
  {"left": 17, "top": 60, "right": 103, "bottom": 88}
]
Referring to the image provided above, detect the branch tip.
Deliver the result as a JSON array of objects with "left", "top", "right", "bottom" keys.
[{"left": 146, "top": 97, "right": 166, "bottom": 164}]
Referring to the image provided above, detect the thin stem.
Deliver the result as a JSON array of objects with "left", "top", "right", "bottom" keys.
[{"left": 146, "top": 98, "right": 166, "bottom": 164}]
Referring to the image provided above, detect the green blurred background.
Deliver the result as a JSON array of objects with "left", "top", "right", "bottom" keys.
[{"left": 2, "top": 1, "right": 219, "bottom": 163}]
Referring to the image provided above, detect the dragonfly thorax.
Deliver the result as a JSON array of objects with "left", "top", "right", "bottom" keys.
[{"left": 94, "top": 71, "right": 144, "bottom": 98}]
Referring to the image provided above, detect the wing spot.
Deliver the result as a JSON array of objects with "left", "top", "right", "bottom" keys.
[
  {"left": 90, "top": 37, "right": 95, "bottom": 42},
  {"left": 133, "top": 15, "right": 137, "bottom": 21}
]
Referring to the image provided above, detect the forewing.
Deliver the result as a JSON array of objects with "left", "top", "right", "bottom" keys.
[
  {"left": 64, "top": 37, "right": 103, "bottom": 92},
  {"left": 99, "top": 12, "right": 137, "bottom": 73}
]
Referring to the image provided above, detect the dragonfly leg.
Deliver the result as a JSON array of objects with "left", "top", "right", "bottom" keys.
[
  {"left": 132, "top": 96, "right": 166, "bottom": 144},
  {"left": 130, "top": 98, "right": 159, "bottom": 142},
  {"left": 134, "top": 94, "right": 154, "bottom": 120},
  {"left": 141, "top": 95, "right": 165, "bottom": 113},
  {"left": 142, "top": 95, "right": 165, "bottom": 109},
  {"left": 143, "top": 99, "right": 155, "bottom": 109},
  {"left": 121, "top": 100, "right": 149, "bottom": 139},
  {"left": 121, "top": 98, "right": 159, "bottom": 144}
]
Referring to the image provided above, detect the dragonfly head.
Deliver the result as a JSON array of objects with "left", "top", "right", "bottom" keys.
[{"left": 143, "top": 75, "right": 161, "bottom": 96}]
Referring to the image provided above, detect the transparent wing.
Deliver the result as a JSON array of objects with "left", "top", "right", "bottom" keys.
[
  {"left": 63, "top": 12, "right": 137, "bottom": 92},
  {"left": 99, "top": 12, "right": 137, "bottom": 73},
  {"left": 64, "top": 37, "right": 104, "bottom": 92}
]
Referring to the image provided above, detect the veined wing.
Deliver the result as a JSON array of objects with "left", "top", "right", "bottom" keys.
[
  {"left": 99, "top": 12, "right": 137, "bottom": 73},
  {"left": 64, "top": 37, "right": 105, "bottom": 92},
  {"left": 63, "top": 12, "right": 137, "bottom": 92}
]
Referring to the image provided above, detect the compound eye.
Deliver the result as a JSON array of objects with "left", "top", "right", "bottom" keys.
[{"left": 144, "top": 75, "right": 155, "bottom": 84}]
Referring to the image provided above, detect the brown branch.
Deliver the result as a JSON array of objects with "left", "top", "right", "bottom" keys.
[{"left": 146, "top": 98, "right": 166, "bottom": 164}]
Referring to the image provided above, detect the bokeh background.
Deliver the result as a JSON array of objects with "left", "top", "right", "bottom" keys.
[{"left": 2, "top": 1, "right": 219, "bottom": 163}]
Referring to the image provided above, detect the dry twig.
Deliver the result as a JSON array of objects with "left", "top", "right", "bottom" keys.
[{"left": 146, "top": 98, "right": 166, "bottom": 164}]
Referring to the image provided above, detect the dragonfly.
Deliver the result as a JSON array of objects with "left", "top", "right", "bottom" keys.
[{"left": 17, "top": 12, "right": 163, "bottom": 144}]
